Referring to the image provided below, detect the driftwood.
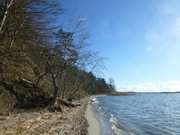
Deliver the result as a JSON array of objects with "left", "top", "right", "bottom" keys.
[
  {"left": 57, "top": 98, "right": 81, "bottom": 107},
  {"left": 47, "top": 98, "right": 81, "bottom": 112}
]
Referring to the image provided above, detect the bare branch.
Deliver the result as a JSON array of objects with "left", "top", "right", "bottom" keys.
[{"left": 0, "top": 0, "right": 14, "bottom": 34}]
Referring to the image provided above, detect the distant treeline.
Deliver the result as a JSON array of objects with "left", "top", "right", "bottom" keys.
[{"left": 0, "top": 0, "right": 115, "bottom": 110}]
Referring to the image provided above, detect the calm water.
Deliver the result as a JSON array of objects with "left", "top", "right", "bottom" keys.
[{"left": 93, "top": 93, "right": 180, "bottom": 135}]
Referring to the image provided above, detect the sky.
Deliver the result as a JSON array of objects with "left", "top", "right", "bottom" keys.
[{"left": 60, "top": 0, "right": 180, "bottom": 92}]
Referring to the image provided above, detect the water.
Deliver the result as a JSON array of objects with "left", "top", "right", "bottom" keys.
[{"left": 92, "top": 93, "right": 180, "bottom": 135}]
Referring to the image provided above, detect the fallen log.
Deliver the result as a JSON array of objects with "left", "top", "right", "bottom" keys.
[
  {"left": 57, "top": 98, "right": 81, "bottom": 107},
  {"left": 0, "top": 79, "right": 52, "bottom": 109}
]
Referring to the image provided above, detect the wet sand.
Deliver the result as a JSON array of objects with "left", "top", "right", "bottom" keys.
[{"left": 86, "top": 102, "right": 101, "bottom": 135}]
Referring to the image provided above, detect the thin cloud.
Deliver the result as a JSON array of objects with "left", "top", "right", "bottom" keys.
[{"left": 144, "top": 1, "right": 180, "bottom": 64}]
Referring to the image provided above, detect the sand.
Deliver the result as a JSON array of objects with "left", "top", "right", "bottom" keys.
[
  {"left": 86, "top": 103, "right": 101, "bottom": 135},
  {"left": 0, "top": 97, "right": 103, "bottom": 135},
  {"left": 0, "top": 98, "right": 89, "bottom": 135}
]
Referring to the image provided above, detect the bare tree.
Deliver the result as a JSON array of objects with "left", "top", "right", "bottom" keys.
[{"left": 0, "top": 0, "right": 62, "bottom": 108}]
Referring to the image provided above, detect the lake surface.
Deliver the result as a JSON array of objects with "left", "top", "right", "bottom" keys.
[{"left": 93, "top": 93, "right": 180, "bottom": 135}]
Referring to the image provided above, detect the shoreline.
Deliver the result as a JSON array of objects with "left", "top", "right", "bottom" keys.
[{"left": 86, "top": 100, "right": 101, "bottom": 135}]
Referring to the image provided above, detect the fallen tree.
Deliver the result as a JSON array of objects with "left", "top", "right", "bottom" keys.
[
  {"left": 0, "top": 78, "right": 81, "bottom": 110},
  {"left": 0, "top": 79, "right": 52, "bottom": 109},
  {"left": 57, "top": 98, "right": 81, "bottom": 107}
]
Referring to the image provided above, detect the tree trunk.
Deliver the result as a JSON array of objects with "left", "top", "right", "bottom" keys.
[{"left": 48, "top": 73, "right": 62, "bottom": 112}]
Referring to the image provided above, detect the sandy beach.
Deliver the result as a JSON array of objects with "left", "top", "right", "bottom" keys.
[
  {"left": 86, "top": 102, "right": 101, "bottom": 135},
  {"left": 0, "top": 96, "right": 103, "bottom": 135},
  {"left": 0, "top": 98, "right": 89, "bottom": 135}
]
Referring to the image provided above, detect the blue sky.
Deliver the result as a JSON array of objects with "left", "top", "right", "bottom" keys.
[{"left": 60, "top": 0, "right": 180, "bottom": 92}]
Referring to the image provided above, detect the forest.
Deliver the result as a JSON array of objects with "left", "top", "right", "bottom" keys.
[{"left": 0, "top": 0, "right": 115, "bottom": 112}]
